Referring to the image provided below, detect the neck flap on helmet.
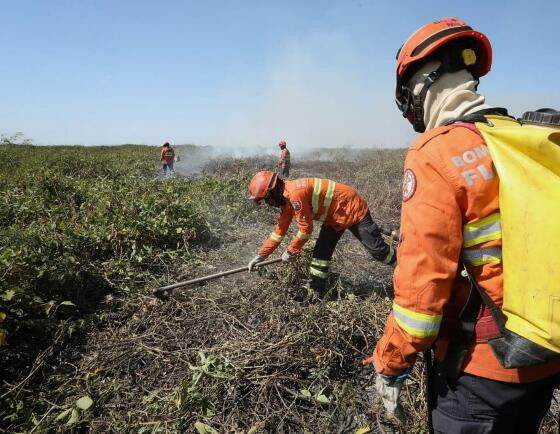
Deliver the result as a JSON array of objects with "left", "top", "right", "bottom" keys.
[{"left": 397, "top": 43, "right": 481, "bottom": 133}]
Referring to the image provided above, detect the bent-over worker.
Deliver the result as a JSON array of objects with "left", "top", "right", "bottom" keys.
[{"left": 247, "top": 170, "right": 395, "bottom": 296}]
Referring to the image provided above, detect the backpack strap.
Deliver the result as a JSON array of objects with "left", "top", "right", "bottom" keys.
[
  {"left": 412, "top": 109, "right": 509, "bottom": 151},
  {"left": 440, "top": 265, "right": 507, "bottom": 378},
  {"left": 444, "top": 107, "right": 511, "bottom": 126}
]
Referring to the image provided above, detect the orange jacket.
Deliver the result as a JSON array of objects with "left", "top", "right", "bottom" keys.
[
  {"left": 279, "top": 148, "right": 290, "bottom": 168},
  {"left": 160, "top": 147, "right": 175, "bottom": 164},
  {"left": 258, "top": 177, "right": 368, "bottom": 257},
  {"left": 367, "top": 122, "right": 560, "bottom": 383}
]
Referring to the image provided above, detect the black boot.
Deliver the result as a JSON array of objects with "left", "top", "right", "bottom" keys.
[{"left": 307, "top": 276, "right": 328, "bottom": 301}]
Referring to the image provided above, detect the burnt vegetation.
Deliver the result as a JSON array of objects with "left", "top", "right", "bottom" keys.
[{"left": 0, "top": 144, "right": 557, "bottom": 433}]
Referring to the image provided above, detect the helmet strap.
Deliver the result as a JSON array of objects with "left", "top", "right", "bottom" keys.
[{"left": 409, "top": 65, "right": 445, "bottom": 132}]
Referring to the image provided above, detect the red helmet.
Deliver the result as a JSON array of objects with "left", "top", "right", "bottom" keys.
[
  {"left": 395, "top": 18, "right": 492, "bottom": 132},
  {"left": 278, "top": 140, "right": 287, "bottom": 148},
  {"left": 248, "top": 170, "right": 279, "bottom": 203}
]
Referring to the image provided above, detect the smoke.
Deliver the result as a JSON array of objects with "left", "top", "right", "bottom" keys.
[
  {"left": 169, "top": 144, "right": 394, "bottom": 177},
  {"left": 169, "top": 144, "right": 278, "bottom": 176},
  {"left": 204, "top": 32, "right": 414, "bottom": 150}
]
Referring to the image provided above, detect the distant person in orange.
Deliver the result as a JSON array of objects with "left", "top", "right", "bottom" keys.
[
  {"left": 160, "top": 142, "right": 175, "bottom": 175},
  {"left": 278, "top": 140, "right": 291, "bottom": 177},
  {"left": 247, "top": 171, "right": 395, "bottom": 296}
]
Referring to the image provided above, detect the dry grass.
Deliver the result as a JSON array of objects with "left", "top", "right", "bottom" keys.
[{"left": 1, "top": 148, "right": 558, "bottom": 433}]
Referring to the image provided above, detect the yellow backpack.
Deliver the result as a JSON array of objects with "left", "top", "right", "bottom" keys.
[{"left": 472, "top": 110, "right": 560, "bottom": 368}]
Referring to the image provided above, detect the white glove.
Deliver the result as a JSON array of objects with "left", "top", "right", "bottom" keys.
[
  {"left": 248, "top": 255, "right": 265, "bottom": 271},
  {"left": 281, "top": 250, "right": 294, "bottom": 262},
  {"left": 375, "top": 370, "right": 410, "bottom": 423}
]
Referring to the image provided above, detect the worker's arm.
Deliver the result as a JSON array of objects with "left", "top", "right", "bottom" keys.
[
  {"left": 258, "top": 202, "right": 294, "bottom": 257},
  {"left": 367, "top": 148, "right": 463, "bottom": 375},
  {"left": 278, "top": 149, "right": 286, "bottom": 167},
  {"left": 286, "top": 190, "right": 314, "bottom": 254}
]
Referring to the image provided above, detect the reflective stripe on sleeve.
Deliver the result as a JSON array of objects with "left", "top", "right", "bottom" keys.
[
  {"left": 312, "top": 178, "right": 321, "bottom": 215},
  {"left": 309, "top": 266, "right": 328, "bottom": 279},
  {"left": 392, "top": 302, "right": 442, "bottom": 338},
  {"left": 463, "top": 213, "right": 502, "bottom": 247},
  {"left": 269, "top": 232, "right": 284, "bottom": 242},
  {"left": 296, "top": 231, "right": 311, "bottom": 240},
  {"left": 461, "top": 247, "right": 502, "bottom": 266},
  {"left": 311, "top": 258, "right": 330, "bottom": 267},
  {"left": 319, "top": 180, "right": 336, "bottom": 222},
  {"left": 383, "top": 245, "right": 395, "bottom": 264}
]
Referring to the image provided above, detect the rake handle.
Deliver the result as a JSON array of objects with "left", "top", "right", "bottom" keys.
[{"left": 152, "top": 257, "right": 282, "bottom": 296}]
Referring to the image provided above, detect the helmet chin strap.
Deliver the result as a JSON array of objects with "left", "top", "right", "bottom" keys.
[
  {"left": 408, "top": 65, "right": 445, "bottom": 133},
  {"left": 409, "top": 66, "right": 483, "bottom": 132}
]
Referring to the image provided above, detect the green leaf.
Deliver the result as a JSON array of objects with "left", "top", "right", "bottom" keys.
[
  {"left": 299, "top": 389, "right": 312, "bottom": 398},
  {"left": 355, "top": 425, "right": 371, "bottom": 434},
  {"left": 55, "top": 408, "right": 72, "bottom": 422},
  {"left": 2, "top": 290, "right": 15, "bottom": 301},
  {"left": 76, "top": 396, "right": 93, "bottom": 410},
  {"left": 315, "top": 393, "right": 331, "bottom": 404},
  {"left": 60, "top": 301, "right": 76, "bottom": 306},
  {"left": 198, "top": 351, "right": 207, "bottom": 364},
  {"left": 203, "top": 406, "right": 215, "bottom": 418},
  {"left": 45, "top": 300, "right": 57, "bottom": 316},
  {"left": 66, "top": 408, "right": 80, "bottom": 425},
  {"left": 246, "top": 425, "right": 260, "bottom": 434},
  {"left": 194, "top": 421, "right": 219, "bottom": 434}
]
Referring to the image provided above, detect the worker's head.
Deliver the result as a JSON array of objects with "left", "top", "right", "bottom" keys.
[
  {"left": 163, "top": 142, "right": 170, "bottom": 147},
  {"left": 278, "top": 140, "right": 287, "bottom": 149},
  {"left": 248, "top": 170, "right": 285, "bottom": 208},
  {"left": 395, "top": 18, "right": 492, "bottom": 132}
]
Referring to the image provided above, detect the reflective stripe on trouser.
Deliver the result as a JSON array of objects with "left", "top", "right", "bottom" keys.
[
  {"left": 463, "top": 212, "right": 501, "bottom": 248},
  {"left": 309, "top": 225, "right": 344, "bottom": 291},
  {"left": 347, "top": 212, "right": 394, "bottom": 263},
  {"left": 393, "top": 302, "right": 442, "bottom": 338},
  {"left": 461, "top": 247, "right": 502, "bottom": 266},
  {"left": 310, "top": 262, "right": 329, "bottom": 279},
  {"left": 383, "top": 245, "right": 396, "bottom": 264},
  {"left": 269, "top": 232, "right": 284, "bottom": 242}
]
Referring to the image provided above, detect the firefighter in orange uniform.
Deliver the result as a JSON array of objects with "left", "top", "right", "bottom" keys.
[
  {"left": 160, "top": 142, "right": 175, "bottom": 175},
  {"left": 278, "top": 140, "right": 291, "bottom": 177},
  {"left": 363, "top": 18, "right": 560, "bottom": 432},
  {"left": 247, "top": 171, "right": 395, "bottom": 296}
]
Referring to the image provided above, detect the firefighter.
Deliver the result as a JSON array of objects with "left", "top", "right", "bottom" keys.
[
  {"left": 247, "top": 171, "right": 395, "bottom": 296},
  {"left": 363, "top": 18, "right": 560, "bottom": 432},
  {"left": 278, "top": 140, "right": 291, "bottom": 177},
  {"left": 160, "top": 142, "right": 175, "bottom": 175}
]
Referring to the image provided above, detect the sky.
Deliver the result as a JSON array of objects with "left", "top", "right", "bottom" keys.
[{"left": 1, "top": 0, "right": 559, "bottom": 149}]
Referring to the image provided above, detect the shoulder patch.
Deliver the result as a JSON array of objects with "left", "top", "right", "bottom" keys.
[
  {"left": 291, "top": 200, "right": 302, "bottom": 211},
  {"left": 402, "top": 169, "right": 417, "bottom": 202}
]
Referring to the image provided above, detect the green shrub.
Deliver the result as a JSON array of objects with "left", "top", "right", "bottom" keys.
[{"left": 0, "top": 145, "right": 205, "bottom": 351}]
